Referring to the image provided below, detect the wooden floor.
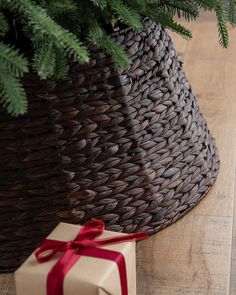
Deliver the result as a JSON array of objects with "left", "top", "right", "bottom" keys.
[{"left": 1, "top": 14, "right": 236, "bottom": 295}]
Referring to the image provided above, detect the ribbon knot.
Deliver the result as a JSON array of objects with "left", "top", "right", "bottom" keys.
[{"left": 35, "top": 220, "right": 148, "bottom": 295}]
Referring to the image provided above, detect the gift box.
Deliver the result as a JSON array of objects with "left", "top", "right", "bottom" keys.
[{"left": 15, "top": 220, "right": 147, "bottom": 295}]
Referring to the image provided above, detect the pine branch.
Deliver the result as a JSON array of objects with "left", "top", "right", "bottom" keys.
[
  {"left": 33, "top": 41, "right": 56, "bottom": 79},
  {"left": 226, "top": 0, "right": 236, "bottom": 25},
  {"left": 126, "top": 0, "right": 147, "bottom": 10},
  {"left": 215, "top": 1, "right": 229, "bottom": 47},
  {"left": 88, "top": 22, "right": 131, "bottom": 70},
  {"left": 145, "top": 7, "right": 192, "bottom": 39},
  {"left": 0, "top": 64, "right": 28, "bottom": 116},
  {"left": 54, "top": 47, "right": 69, "bottom": 79},
  {"left": 194, "top": 0, "right": 218, "bottom": 10},
  {"left": 0, "top": 42, "right": 28, "bottom": 77},
  {"left": 109, "top": 0, "right": 144, "bottom": 30},
  {"left": 7, "top": 0, "right": 89, "bottom": 63},
  {"left": 158, "top": 0, "right": 199, "bottom": 21},
  {"left": 42, "top": 0, "right": 77, "bottom": 16},
  {"left": 91, "top": 0, "right": 108, "bottom": 9},
  {"left": 0, "top": 42, "right": 28, "bottom": 115},
  {"left": 0, "top": 11, "right": 9, "bottom": 36}
]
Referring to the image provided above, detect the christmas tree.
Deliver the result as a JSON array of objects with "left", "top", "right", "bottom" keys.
[{"left": 0, "top": 0, "right": 235, "bottom": 116}]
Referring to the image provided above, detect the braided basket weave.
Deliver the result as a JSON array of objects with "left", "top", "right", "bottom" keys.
[{"left": 0, "top": 20, "right": 219, "bottom": 272}]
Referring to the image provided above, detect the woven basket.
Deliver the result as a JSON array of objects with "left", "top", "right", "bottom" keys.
[{"left": 0, "top": 20, "right": 219, "bottom": 272}]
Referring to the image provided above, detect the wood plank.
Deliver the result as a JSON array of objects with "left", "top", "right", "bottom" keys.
[
  {"left": 0, "top": 274, "right": 14, "bottom": 295},
  {"left": 230, "top": 172, "right": 236, "bottom": 294}
]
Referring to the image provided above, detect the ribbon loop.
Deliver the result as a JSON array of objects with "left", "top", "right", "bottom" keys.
[{"left": 35, "top": 220, "right": 148, "bottom": 295}]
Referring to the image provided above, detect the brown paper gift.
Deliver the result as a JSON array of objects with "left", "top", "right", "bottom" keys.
[{"left": 14, "top": 222, "right": 138, "bottom": 295}]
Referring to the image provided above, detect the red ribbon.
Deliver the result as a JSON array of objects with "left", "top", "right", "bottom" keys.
[{"left": 35, "top": 220, "right": 148, "bottom": 295}]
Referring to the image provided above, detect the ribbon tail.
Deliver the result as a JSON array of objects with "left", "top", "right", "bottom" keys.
[
  {"left": 47, "top": 248, "right": 80, "bottom": 295},
  {"left": 79, "top": 248, "right": 128, "bottom": 295}
]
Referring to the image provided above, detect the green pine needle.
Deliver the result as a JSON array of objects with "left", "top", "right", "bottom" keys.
[
  {"left": 0, "top": 12, "right": 9, "bottom": 36},
  {"left": 42, "top": 0, "right": 77, "bottom": 16},
  {"left": 0, "top": 43, "right": 28, "bottom": 77},
  {"left": 215, "top": 1, "right": 229, "bottom": 47},
  {"left": 54, "top": 47, "right": 69, "bottom": 79},
  {"left": 228, "top": 0, "right": 236, "bottom": 24},
  {"left": 33, "top": 41, "right": 56, "bottom": 79},
  {"left": 158, "top": 1, "right": 199, "bottom": 21},
  {"left": 110, "top": 0, "right": 143, "bottom": 30},
  {"left": 11, "top": 0, "right": 90, "bottom": 63},
  {"left": 146, "top": 9, "right": 192, "bottom": 39},
  {"left": 88, "top": 22, "right": 131, "bottom": 70},
  {"left": 91, "top": 0, "right": 108, "bottom": 9},
  {"left": 0, "top": 65, "right": 28, "bottom": 116}
]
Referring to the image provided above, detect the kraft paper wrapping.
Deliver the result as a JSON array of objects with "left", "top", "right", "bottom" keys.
[{"left": 14, "top": 222, "right": 136, "bottom": 295}]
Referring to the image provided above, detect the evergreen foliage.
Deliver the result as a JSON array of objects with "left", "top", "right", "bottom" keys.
[{"left": 0, "top": 0, "right": 235, "bottom": 116}]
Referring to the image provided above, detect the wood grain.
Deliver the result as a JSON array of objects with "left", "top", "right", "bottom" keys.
[
  {"left": 0, "top": 274, "right": 14, "bottom": 295},
  {"left": 1, "top": 14, "right": 236, "bottom": 295}
]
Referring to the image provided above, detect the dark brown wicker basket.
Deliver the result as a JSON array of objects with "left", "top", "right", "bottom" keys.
[{"left": 0, "top": 20, "right": 219, "bottom": 272}]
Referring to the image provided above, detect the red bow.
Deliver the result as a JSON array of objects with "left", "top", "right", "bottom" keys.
[{"left": 35, "top": 220, "right": 148, "bottom": 295}]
